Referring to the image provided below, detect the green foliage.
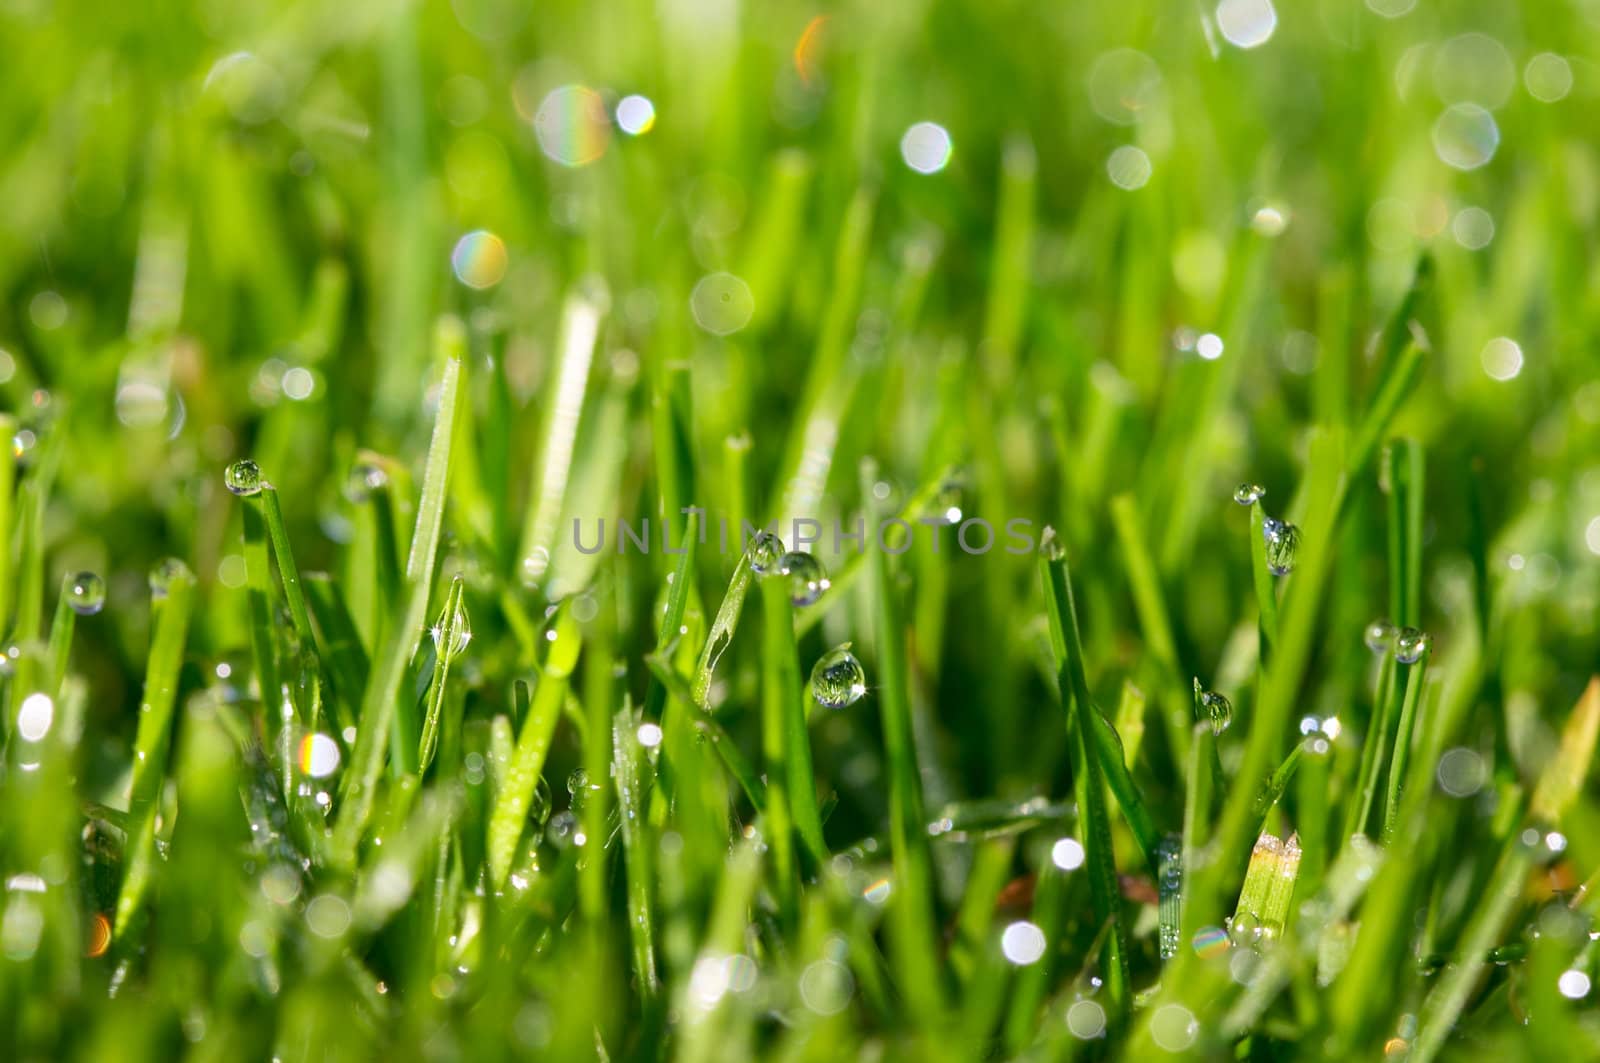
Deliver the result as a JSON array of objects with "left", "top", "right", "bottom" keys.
[{"left": 1, "top": 1, "right": 1599, "bottom": 1059}]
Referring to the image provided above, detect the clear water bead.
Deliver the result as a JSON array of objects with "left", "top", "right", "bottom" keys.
[
  {"left": 1039, "top": 526, "right": 1066, "bottom": 561},
  {"left": 1364, "top": 618, "right": 1397, "bottom": 653},
  {"left": 811, "top": 645, "right": 867, "bottom": 709},
  {"left": 1261, "top": 517, "right": 1300, "bottom": 576},
  {"left": 1233, "top": 483, "right": 1265, "bottom": 506},
  {"left": 747, "top": 531, "right": 785, "bottom": 575},
  {"left": 778, "top": 552, "right": 829, "bottom": 607},
  {"left": 224, "top": 459, "right": 264, "bottom": 496},
  {"left": 1199, "top": 688, "right": 1233, "bottom": 735},
  {"left": 344, "top": 461, "right": 388, "bottom": 503},
  {"left": 546, "top": 810, "right": 578, "bottom": 848},
  {"left": 1394, "top": 628, "right": 1430, "bottom": 664},
  {"left": 65, "top": 571, "right": 106, "bottom": 616},
  {"left": 149, "top": 558, "right": 192, "bottom": 599},
  {"left": 429, "top": 591, "right": 472, "bottom": 659}
]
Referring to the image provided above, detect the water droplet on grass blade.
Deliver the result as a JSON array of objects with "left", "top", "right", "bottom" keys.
[
  {"left": 746, "top": 530, "right": 784, "bottom": 575},
  {"left": 778, "top": 552, "right": 829, "bottom": 606},
  {"left": 1197, "top": 684, "right": 1233, "bottom": 734},
  {"left": 1233, "top": 483, "right": 1265, "bottom": 505},
  {"left": 1394, "top": 628, "right": 1430, "bottom": 664},
  {"left": 67, "top": 572, "right": 106, "bottom": 615},
  {"left": 224, "top": 459, "right": 263, "bottom": 496},
  {"left": 429, "top": 586, "right": 472, "bottom": 659},
  {"left": 1039, "top": 526, "right": 1066, "bottom": 560},
  {"left": 149, "top": 558, "right": 192, "bottom": 599},
  {"left": 1261, "top": 517, "right": 1300, "bottom": 575},
  {"left": 547, "top": 810, "right": 578, "bottom": 848},
  {"left": 811, "top": 645, "right": 866, "bottom": 709},
  {"left": 1364, "top": 619, "right": 1397, "bottom": 653},
  {"left": 344, "top": 460, "right": 388, "bottom": 503}
]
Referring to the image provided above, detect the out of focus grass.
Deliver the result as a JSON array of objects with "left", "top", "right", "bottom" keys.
[{"left": 3, "top": 0, "right": 1600, "bottom": 1059}]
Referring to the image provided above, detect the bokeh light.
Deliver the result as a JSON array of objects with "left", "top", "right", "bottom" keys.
[
  {"left": 900, "top": 122, "right": 953, "bottom": 174},
  {"left": 451, "top": 230, "right": 509, "bottom": 289},
  {"left": 533, "top": 85, "right": 611, "bottom": 167},
  {"left": 1216, "top": 0, "right": 1277, "bottom": 50},
  {"left": 1106, "top": 145, "right": 1152, "bottom": 190},
  {"left": 1480, "top": 336, "right": 1523, "bottom": 381},
  {"left": 616, "top": 94, "right": 656, "bottom": 135},
  {"left": 689, "top": 272, "right": 755, "bottom": 335},
  {"left": 1432, "top": 104, "right": 1499, "bottom": 171}
]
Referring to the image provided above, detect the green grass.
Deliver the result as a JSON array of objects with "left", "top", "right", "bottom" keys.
[{"left": 2, "top": 1, "right": 1600, "bottom": 1059}]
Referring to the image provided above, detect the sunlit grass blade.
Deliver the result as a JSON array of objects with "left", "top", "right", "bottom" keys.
[
  {"left": 303, "top": 572, "right": 370, "bottom": 719},
  {"left": 1380, "top": 649, "right": 1429, "bottom": 840},
  {"left": 518, "top": 294, "right": 601, "bottom": 588},
  {"left": 259, "top": 483, "right": 318, "bottom": 664},
  {"left": 1247, "top": 499, "right": 1280, "bottom": 659},
  {"left": 417, "top": 574, "right": 467, "bottom": 774},
  {"left": 612, "top": 703, "right": 661, "bottom": 1001},
  {"left": 486, "top": 607, "right": 581, "bottom": 888},
  {"left": 113, "top": 559, "right": 196, "bottom": 937},
  {"left": 44, "top": 574, "right": 76, "bottom": 697},
  {"left": 332, "top": 328, "right": 461, "bottom": 865}
]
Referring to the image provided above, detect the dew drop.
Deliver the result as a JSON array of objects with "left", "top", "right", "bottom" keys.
[
  {"left": 1233, "top": 483, "right": 1265, "bottom": 506},
  {"left": 810, "top": 645, "right": 866, "bottom": 709},
  {"left": 1039, "top": 525, "right": 1066, "bottom": 561},
  {"left": 344, "top": 461, "right": 388, "bottom": 504},
  {"left": 149, "top": 558, "right": 193, "bottom": 599},
  {"left": 429, "top": 586, "right": 472, "bottom": 659},
  {"left": 778, "top": 552, "right": 829, "bottom": 607},
  {"left": 1364, "top": 618, "right": 1397, "bottom": 653},
  {"left": 224, "top": 459, "right": 264, "bottom": 497},
  {"left": 547, "top": 810, "right": 578, "bottom": 848},
  {"left": 1394, "top": 627, "right": 1430, "bottom": 665},
  {"left": 567, "top": 768, "right": 589, "bottom": 795},
  {"left": 528, "top": 778, "right": 553, "bottom": 834},
  {"left": 67, "top": 572, "right": 106, "bottom": 616},
  {"left": 746, "top": 530, "right": 785, "bottom": 575},
  {"left": 1198, "top": 686, "right": 1233, "bottom": 735},
  {"left": 1261, "top": 517, "right": 1300, "bottom": 576}
]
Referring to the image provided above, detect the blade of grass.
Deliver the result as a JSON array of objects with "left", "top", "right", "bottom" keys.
[
  {"left": 519, "top": 294, "right": 601, "bottom": 588},
  {"left": 1109, "top": 492, "right": 1191, "bottom": 769},
  {"left": 1380, "top": 649, "right": 1429, "bottom": 840},
  {"left": 44, "top": 574, "right": 76, "bottom": 698},
  {"left": 862, "top": 457, "right": 943, "bottom": 1022},
  {"left": 612, "top": 702, "right": 660, "bottom": 1002},
  {"left": 332, "top": 327, "right": 461, "bottom": 866},
  {"left": 1346, "top": 650, "right": 1397, "bottom": 841},
  {"left": 761, "top": 578, "right": 828, "bottom": 869},
  {"left": 1247, "top": 499, "right": 1280, "bottom": 659},
  {"left": 0, "top": 412, "right": 14, "bottom": 632},
  {"left": 486, "top": 606, "right": 581, "bottom": 889},
  {"left": 113, "top": 560, "right": 196, "bottom": 937},
  {"left": 417, "top": 574, "right": 467, "bottom": 774},
  {"left": 259, "top": 483, "right": 317, "bottom": 663},
  {"left": 1384, "top": 440, "right": 1424, "bottom": 628},
  {"left": 1039, "top": 529, "right": 1130, "bottom": 1023}
]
